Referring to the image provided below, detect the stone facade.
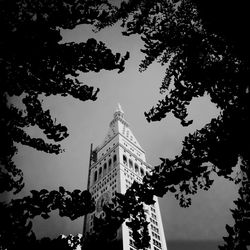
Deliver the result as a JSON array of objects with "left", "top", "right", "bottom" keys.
[{"left": 83, "top": 104, "right": 168, "bottom": 250}]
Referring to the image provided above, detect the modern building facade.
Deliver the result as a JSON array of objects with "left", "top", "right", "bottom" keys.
[{"left": 83, "top": 104, "right": 167, "bottom": 250}]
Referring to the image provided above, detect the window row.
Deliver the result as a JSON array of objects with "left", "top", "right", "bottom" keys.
[
  {"left": 93, "top": 154, "right": 117, "bottom": 183},
  {"left": 152, "top": 231, "right": 161, "bottom": 241},
  {"left": 124, "top": 168, "right": 142, "bottom": 183},
  {"left": 152, "top": 213, "right": 157, "bottom": 220},
  {"left": 91, "top": 170, "right": 117, "bottom": 195},
  {"left": 123, "top": 155, "right": 145, "bottom": 177},
  {"left": 100, "top": 143, "right": 116, "bottom": 156},
  {"left": 92, "top": 183, "right": 117, "bottom": 200},
  {"left": 153, "top": 239, "right": 161, "bottom": 249},
  {"left": 151, "top": 225, "right": 159, "bottom": 234},
  {"left": 92, "top": 186, "right": 108, "bottom": 199},
  {"left": 150, "top": 218, "right": 158, "bottom": 226},
  {"left": 123, "top": 141, "right": 141, "bottom": 157}
]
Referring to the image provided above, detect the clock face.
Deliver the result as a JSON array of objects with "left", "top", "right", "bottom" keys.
[{"left": 96, "top": 192, "right": 111, "bottom": 213}]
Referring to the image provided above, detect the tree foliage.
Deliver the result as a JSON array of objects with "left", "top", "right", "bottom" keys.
[
  {"left": 2, "top": 0, "right": 250, "bottom": 249},
  {"left": 0, "top": 0, "right": 129, "bottom": 195},
  {"left": 0, "top": 0, "right": 129, "bottom": 249},
  {"left": 83, "top": 183, "right": 151, "bottom": 250},
  {"left": 39, "top": 234, "right": 83, "bottom": 250},
  {"left": 108, "top": 0, "right": 250, "bottom": 248},
  {"left": 78, "top": 0, "right": 250, "bottom": 248},
  {"left": 0, "top": 232, "right": 83, "bottom": 250},
  {"left": 0, "top": 188, "right": 94, "bottom": 250}
]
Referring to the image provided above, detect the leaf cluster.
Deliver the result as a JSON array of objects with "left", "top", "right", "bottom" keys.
[
  {"left": 0, "top": 187, "right": 94, "bottom": 250},
  {"left": 0, "top": 0, "right": 130, "bottom": 195},
  {"left": 0, "top": 1, "right": 131, "bottom": 248},
  {"left": 2, "top": 0, "right": 250, "bottom": 249},
  {"left": 84, "top": 184, "right": 150, "bottom": 250},
  {"left": 95, "top": 1, "right": 250, "bottom": 248},
  {"left": 46, "top": 0, "right": 250, "bottom": 248},
  {"left": 219, "top": 168, "right": 250, "bottom": 249}
]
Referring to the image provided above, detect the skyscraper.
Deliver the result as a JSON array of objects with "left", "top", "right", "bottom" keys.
[{"left": 83, "top": 104, "right": 167, "bottom": 250}]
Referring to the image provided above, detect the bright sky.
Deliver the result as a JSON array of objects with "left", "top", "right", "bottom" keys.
[{"left": 12, "top": 21, "right": 239, "bottom": 245}]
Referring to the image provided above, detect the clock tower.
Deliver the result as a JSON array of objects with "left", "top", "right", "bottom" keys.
[{"left": 83, "top": 104, "right": 168, "bottom": 250}]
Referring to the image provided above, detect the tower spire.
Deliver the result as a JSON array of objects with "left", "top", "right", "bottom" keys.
[
  {"left": 113, "top": 103, "right": 124, "bottom": 119},
  {"left": 83, "top": 106, "right": 168, "bottom": 250},
  {"left": 116, "top": 103, "right": 124, "bottom": 113}
]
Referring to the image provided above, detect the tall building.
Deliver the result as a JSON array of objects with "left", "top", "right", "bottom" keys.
[{"left": 83, "top": 104, "right": 167, "bottom": 250}]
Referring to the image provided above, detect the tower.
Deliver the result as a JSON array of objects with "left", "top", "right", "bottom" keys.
[{"left": 83, "top": 104, "right": 168, "bottom": 250}]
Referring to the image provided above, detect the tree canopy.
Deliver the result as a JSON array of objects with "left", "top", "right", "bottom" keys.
[
  {"left": 1, "top": 0, "right": 250, "bottom": 249},
  {"left": 111, "top": 0, "right": 250, "bottom": 249},
  {"left": 0, "top": 0, "right": 129, "bottom": 249},
  {"left": 0, "top": 0, "right": 130, "bottom": 195}
]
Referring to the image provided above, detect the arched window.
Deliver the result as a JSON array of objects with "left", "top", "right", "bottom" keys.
[
  {"left": 108, "top": 158, "right": 112, "bottom": 171},
  {"left": 135, "top": 164, "right": 139, "bottom": 174},
  {"left": 123, "top": 155, "right": 127, "bottom": 165},
  {"left": 140, "top": 167, "right": 145, "bottom": 177},
  {"left": 98, "top": 167, "right": 102, "bottom": 179},
  {"left": 129, "top": 159, "right": 133, "bottom": 169},
  {"left": 113, "top": 154, "right": 117, "bottom": 163},
  {"left": 103, "top": 163, "right": 107, "bottom": 175},
  {"left": 94, "top": 171, "right": 97, "bottom": 182}
]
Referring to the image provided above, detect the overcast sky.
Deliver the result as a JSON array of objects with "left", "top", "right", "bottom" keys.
[{"left": 12, "top": 20, "right": 239, "bottom": 248}]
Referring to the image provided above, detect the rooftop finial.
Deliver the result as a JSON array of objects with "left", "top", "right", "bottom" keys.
[
  {"left": 116, "top": 103, "right": 124, "bottom": 113},
  {"left": 113, "top": 103, "right": 124, "bottom": 119}
]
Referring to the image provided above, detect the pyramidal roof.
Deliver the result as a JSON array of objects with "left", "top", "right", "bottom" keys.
[{"left": 99, "top": 104, "right": 144, "bottom": 152}]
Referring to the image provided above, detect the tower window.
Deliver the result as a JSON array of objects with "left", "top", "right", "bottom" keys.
[
  {"left": 113, "top": 154, "right": 117, "bottom": 163},
  {"left": 129, "top": 159, "right": 133, "bottom": 169},
  {"left": 123, "top": 155, "right": 127, "bottom": 165},
  {"left": 140, "top": 167, "right": 145, "bottom": 177},
  {"left": 94, "top": 171, "right": 97, "bottom": 182},
  {"left": 108, "top": 158, "right": 112, "bottom": 172},
  {"left": 135, "top": 164, "right": 139, "bottom": 174},
  {"left": 103, "top": 163, "right": 107, "bottom": 175},
  {"left": 98, "top": 167, "right": 102, "bottom": 179}
]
